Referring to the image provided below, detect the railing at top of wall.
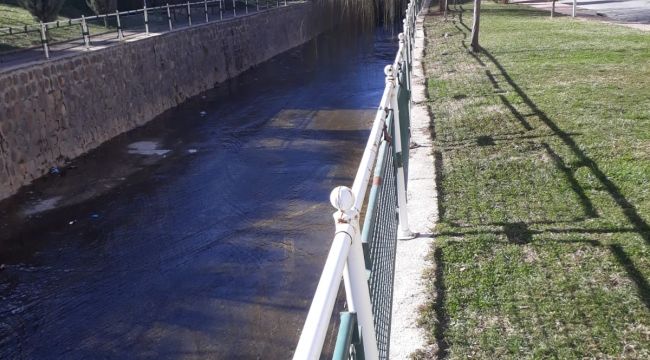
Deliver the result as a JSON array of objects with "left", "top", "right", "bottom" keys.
[
  {"left": 293, "top": 0, "right": 422, "bottom": 359},
  {"left": 0, "top": 0, "right": 302, "bottom": 63}
]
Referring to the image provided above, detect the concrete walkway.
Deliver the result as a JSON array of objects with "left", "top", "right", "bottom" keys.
[{"left": 390, "top": 0, "right": 438, "bottom": 358}]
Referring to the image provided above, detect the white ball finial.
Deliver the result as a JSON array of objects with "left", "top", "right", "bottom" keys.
[
  {"left": 384, "top": 65, "right": 394, "bottom": 77},
  {"left": 330, "top": 186, "right": 355, "bottom": 211}
]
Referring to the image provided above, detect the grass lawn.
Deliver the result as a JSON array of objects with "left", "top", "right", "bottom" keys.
[{"left": 417, "top": 2, "right": 649, "bottom": 359}]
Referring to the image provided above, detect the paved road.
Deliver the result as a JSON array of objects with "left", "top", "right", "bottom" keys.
[
  {"left": 561, "top": 0, "right": 650, "bottom": 23},
  {"left": 0, "top": 29, "right": 397, "bottom": 358}
]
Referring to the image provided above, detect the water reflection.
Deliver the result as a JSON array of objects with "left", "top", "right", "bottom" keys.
[{"left": 0, "top": 28, "right": 397, "bottom": 359}]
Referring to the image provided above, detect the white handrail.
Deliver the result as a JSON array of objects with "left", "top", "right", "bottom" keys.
[
  {"left": 293, "top": 2, "right": 422, "bottom": 359},
  {"left": 293, "top": 71, "right": 399, "bottom": 360},
  {"left": 350, "top": 75, "right": 395, "bottom": 212},
  {"left": 293, "top": 228, "right": 354, "bottom": 359}
]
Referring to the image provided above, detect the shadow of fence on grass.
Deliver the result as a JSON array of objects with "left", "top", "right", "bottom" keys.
[
  {"left": 426, "top": 6, "right": 650, "bottom": 357},
  {"left": 480, "top": 47, "right": 650, "bottom": 246}
]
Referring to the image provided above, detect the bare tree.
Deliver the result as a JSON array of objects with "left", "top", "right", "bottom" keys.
[
  {"left": 19, "top": 0, "right": 66, "bottom": 22},
  {"left": 86, "top": 0, "right": 118, "bottom": 26},
  {"left": 470, "top": 0, "right": 481, "bottom": 52}
]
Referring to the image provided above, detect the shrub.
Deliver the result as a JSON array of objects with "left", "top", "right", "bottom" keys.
[
  {"left": 86, "top": 0, "right": 117, "bottom": 16},
  {"left": 19, "top": 0, "right": 66, "bottom": 22}
]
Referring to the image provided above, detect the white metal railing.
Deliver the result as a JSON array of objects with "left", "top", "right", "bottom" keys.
[
  {"left": 0, "top": 0, "right": 302, "bottom": 62},
  {"left": 293, "top": 1, "right": 422, "bottom": 359}
]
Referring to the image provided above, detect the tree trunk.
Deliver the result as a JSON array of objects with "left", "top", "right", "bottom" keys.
[
  {"left": 470, "top": 0, "right": 481, "bottom": 52},
  {"left": 444, "top": 0, "right": 448, "bottom": 19}
]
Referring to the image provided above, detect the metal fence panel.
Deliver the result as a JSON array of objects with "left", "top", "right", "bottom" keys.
[{"left": 362, "top": 113, "right": 399, "bottom": 360}]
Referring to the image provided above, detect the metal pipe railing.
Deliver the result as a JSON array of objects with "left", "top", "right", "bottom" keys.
[
  {"left": 0, "top": 0, "right": 306, "bottom": 62},
  {"left": 293, "top": 227, "right": 354, "bottom": 359},
  {"left": 293, "top": 1, "right": 422, "bottom": 359},
  {"left": 332, "top": 312, "right": 363, "bottom": 359}
]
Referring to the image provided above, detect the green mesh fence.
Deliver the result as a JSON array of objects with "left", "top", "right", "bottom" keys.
[{"left": 360, "top": 112, "right": 399, "bottom": 360}]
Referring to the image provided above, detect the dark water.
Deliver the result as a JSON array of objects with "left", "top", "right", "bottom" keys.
[{"left": 0, "top": 28, "right": 397, "bottom": 359}]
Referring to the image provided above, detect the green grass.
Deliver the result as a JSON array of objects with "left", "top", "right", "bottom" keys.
[{"left": 417, "top": 2, "right": 650, "bottom": 359}]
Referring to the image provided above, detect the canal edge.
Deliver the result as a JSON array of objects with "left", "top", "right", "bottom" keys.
[{"left": 390, "top": 0, "right": 438, "bottom": 359}]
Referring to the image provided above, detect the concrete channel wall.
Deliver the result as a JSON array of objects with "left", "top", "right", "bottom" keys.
[{"left": 0, "top": 3, "right": 323, "bottom": 201}]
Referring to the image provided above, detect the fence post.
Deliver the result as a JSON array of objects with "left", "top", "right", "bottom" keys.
[
  {"left": 187, "top": 1, "right": 192, "bottom": 26},
  {"left": 166, "top": 3, "right": 173, "bottom": 30},
  {"left": 204, "top": 0, "right": 209, "bottom": 22},
  {"left": 81, "top": 15, "right": 90, "bottom": 49},
  {"left": 143, "top": 1, "right": 150, "bottom": 35},
  {"left": 39, "top": 22, "right": 50, "bottom": 59},
  {"left": 220, "top": 0, "right": 223, "bottom": 20},
  {"left": 331, "top": 187, "right": 380, "bottom": 360},
  {"left": 232, "top": 0, "right": 236, "bottom": 17},
  {"left": 572, "top": 0, "right": 576, "bottom": 17},
  {"left": 551, "top": 0, "right": 555, "bottom": 18},
  {"left": 387, "top": 63, "right": 415, "bottom": 240},
  {"left": 403, "top": 20, "right": 410, "bottom": 76},
  {"left": 257, "top": 0, "right": 260, "bottom": 11},
  {"left": 245, "top": 0, "right": 249, "bottom": 14},
  {"left": 116, "top": 10, "right": 124, "bottom": 40},
  {"left": 402, "top": 22, "right": 412, "bottom": 92}
]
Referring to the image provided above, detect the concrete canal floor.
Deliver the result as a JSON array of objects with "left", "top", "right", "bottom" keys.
[{"left": 0, "top": 29, "right": 397, "bottom": 359}]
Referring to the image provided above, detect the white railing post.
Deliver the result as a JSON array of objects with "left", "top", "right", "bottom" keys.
[
  {"left": 387, "top": 62, "right": 415, "bottom": 240},
  {"left": 403, "top": 19, "right": 411, "bottom": 78},
  {"left": 81, "top": 15, "right": 90, "bottom": 49},
  {"left": 204, "top": 0, "right": 210, "bottom": 22},
  {"left": 572, "top": 0, "right": 577, "bottom": 17},
  {"left": 293, "top": 187, "right": 357, "bottom": 360},
  {"left": 187, "top": 1, "right": 192, "bottom": 26},
  {"left": 333, "top": 186, "right": 380, "bottom": 360},
  {"left": 116, "top": 10, "right": 124, "bottom": 40},
  {"left": 39, "top": 22, "right": 50, "bottom": 59},
  {"left": 232, "top": 0, "right": 237, "bottom": 16},
  {"left": 166, "top": 3, "right": 173, "bottom": 30},
  {"left": 143, "top": 1, "right": 150, "bottom": 34}
]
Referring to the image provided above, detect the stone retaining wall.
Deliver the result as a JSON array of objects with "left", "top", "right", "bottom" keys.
[{"left": 0, "top": 3, "right": 323, "bottom": 201}]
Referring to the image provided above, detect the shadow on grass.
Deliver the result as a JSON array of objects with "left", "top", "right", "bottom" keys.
[
  {"left": 437, "top": 225, "right": 650, "bottom": 311},
  {"left": 481, "top": 31, "right": 649, "bottom": 308},
  {"left": 433, "top": 247, "right": 450, "bottom": 358},
  {"left": 452, "top": 2, "right": 650, "bottom": 247},
  {"left": 609, "top": 244, "right": 650, "bottom": 310},
  {"left": 426, "top": 6, "right": 650, "bottom": 356},
  {"left": 480, "top": 48, "right": 650, "bottom": 246}
]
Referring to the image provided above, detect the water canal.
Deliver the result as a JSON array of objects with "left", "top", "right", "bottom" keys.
[{"left": 0, "top": 28, "right": 398, "bottom": 358}]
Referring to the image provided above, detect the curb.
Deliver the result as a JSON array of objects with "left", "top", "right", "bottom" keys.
[{"left": 390, "top": 0, "right": 439, "bottom": 358}]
